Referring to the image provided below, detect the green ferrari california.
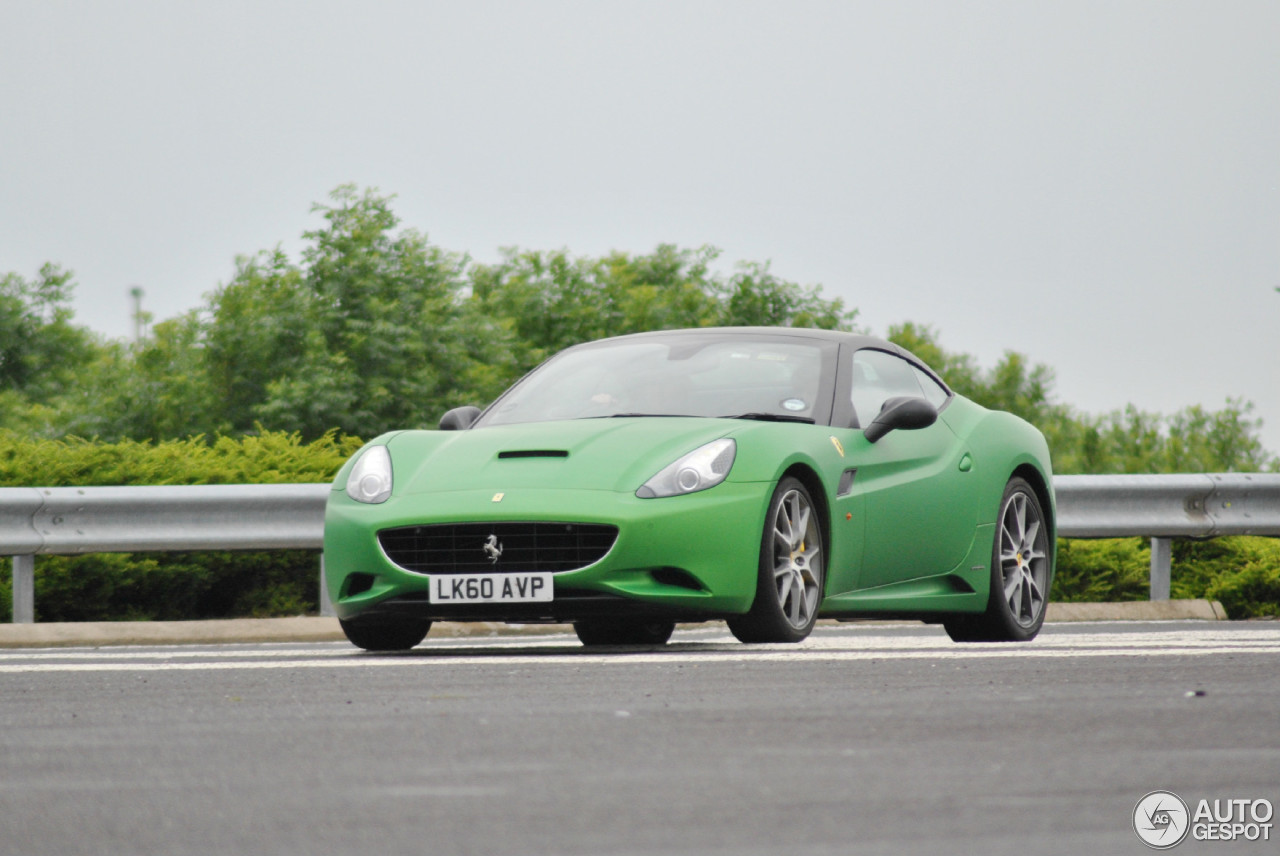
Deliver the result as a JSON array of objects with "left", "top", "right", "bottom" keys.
[{"left": 324, "top": 327, "right": 1055, "bottom": 649}]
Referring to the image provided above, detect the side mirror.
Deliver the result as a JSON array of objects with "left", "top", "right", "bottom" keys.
[
  {"left": 439, "top": 405, "right": 482, "bottom": 431},
  {"left": 863, "top": 397, "right": 937, "bottom": 444}
]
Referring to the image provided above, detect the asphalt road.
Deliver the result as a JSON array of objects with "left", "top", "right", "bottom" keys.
[{"left": 2, "top": 621, "right": 1278, "bottom": 856}]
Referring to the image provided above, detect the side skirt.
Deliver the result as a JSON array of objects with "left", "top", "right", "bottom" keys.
[{"left": 819, "top": 523, "right": 996, "bottom": 619}]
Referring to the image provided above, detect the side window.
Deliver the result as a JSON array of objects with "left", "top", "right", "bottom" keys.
[
  {"left": 850, "top": 349, "right": 926, "bottom": 425},
  {"left": 911, "top": 365, "right": 951, "bottom": 410}
]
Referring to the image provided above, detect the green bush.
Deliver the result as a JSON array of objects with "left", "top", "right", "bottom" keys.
[
  {"left": 0, "top": 429, "right": 362, "bottom": 486},
  {"left": 1051, "top": 538, "right": 1151, "bottom": 603},
  {"left": 27, "top": 550, "right": 320, "bottom": 622},
  {"left": 1053, "top": 536, "right": 1280, "bottom": 619},
  {"left": 1174, "top": 537, "right": 1280, "bottom": 619},
  {"left": 1, "top": 430, "right": 361, "bottom": 622}
]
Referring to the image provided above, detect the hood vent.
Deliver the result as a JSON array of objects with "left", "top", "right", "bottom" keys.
[{"left": 498, "top": 449, "right": 569, "bottom": 459}]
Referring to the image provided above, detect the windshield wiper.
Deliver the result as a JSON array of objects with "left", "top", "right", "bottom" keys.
[
  {"left": 721, "top": 412, "right": 815, "bottom": 424},
  {"left": 584, "top": 413, "right": 692, "bottom": 419}
]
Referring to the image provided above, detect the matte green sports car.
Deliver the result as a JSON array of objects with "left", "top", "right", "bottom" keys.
[{"left": 324, "top": 327, "right": 1055, "bottom": 650}]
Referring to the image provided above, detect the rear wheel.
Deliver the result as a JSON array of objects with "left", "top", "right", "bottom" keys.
[
  {"left": 339, "top": 617, "right": 432, "bottom": 651},
  {"left": 728, "top": 477, "right": 825, "bottom": 643},
  {"left": 574, "top": 619, "right": 676, "bottom": 646},
  {"left": 944, "top": 476, "right": 1051, "bottom": 642}
]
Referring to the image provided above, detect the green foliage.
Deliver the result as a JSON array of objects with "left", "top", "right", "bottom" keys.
[
  {"left": 0, "top": 264, "right": 106, "bottom": 438},
  {"left": 1052, "top": 536, "right": 1280, "bottom": 618},
  {"left": 1051, "top": 538, "right": 1151, "bottom": 603},
  {"left": 203, "top": 248, "right": 310, "bottom": 433},
  {"left": 1046, "top": 400, "right": 1276, "bottom": 475},
  {"left": 1173, "top": 538, "right": 1280, "bottom": 619},
  {"left": 67, "top": 314, "right": 217, "bottom": 442},
  {"left": 28, "top": 550, "right": 320, "bottom": 622},
  {"left": 0, "top": 264, "right": 95, "bottom": 393},
  {"left": 718, "top": 261, "right": 854, "bottom": 330},
  {"left": 0, "top": 429, "right": 362, "bottom": 487},
  {"left": 19, "top": 550, "right": 321, "bottom": 622},
  {"left": 249, "top": 186, "right": 475, "bottom": 439},
  {"left": 468, "top": 244, "right": 856, "bottom": 389}
]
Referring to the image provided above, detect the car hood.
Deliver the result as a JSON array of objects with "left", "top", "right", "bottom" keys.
[{"left": 386, "top": 418, "right": 738, "bottom": 495}]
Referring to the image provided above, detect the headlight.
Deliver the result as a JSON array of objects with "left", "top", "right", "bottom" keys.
[
  {"left": 636, "top": 438, "right": 736, "bottom": 498},
  {"left": 346, "top": 445, "right": 393, "bottom": 504}
]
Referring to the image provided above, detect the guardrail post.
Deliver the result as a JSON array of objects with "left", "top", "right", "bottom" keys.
[
  {"left": 319, "top": 555, "right": 335, "bottom": 618},
  {"left": 11, "top": 555, "right": 35, "bottom": 623},
  {"left": 1149, "top": 537, "right": 1172, "bottom": 601}
]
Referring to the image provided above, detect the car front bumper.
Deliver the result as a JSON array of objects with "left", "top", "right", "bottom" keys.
[{"left": 323, "top": 482, "right": 770, "bottom": 624}]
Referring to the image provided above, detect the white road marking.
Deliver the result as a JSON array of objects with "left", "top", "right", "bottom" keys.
[
  {"left": 1, "top": 628, "right": 1278, "bottom": 673},
  {"left": 0, "top": 646, "right": 357, "bottom": 661}
]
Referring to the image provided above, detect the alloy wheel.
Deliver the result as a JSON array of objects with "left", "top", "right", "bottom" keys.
[
  {"left": 770, "top": 488, "right": 823, "bottom": 630},
  {"left": 998, "top": 489, "right": 1049, "bottom": 628}
]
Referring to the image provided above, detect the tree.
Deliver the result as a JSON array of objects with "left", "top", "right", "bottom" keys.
[
  {"left": 203, "top": 249, "right": 311, "bottom": 434},
  {"left": 0, "top": 264, "right": 97, "bottom": 397},
  {"left": 468, "top": 244, "right": 856, "bottom": 388},
  {"left": 718, "top": 261, "right": 853, "bottom": 330},
  {"left": 201, "top": 185, "right": 481, "bottom": 440},
  {"left": 0, "top": 264, "right": 107, "bottom": 438}
]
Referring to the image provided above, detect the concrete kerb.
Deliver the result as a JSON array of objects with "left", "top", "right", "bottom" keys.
[{"left": 0, "top": 599, "right": 1229, "bottom": 649}]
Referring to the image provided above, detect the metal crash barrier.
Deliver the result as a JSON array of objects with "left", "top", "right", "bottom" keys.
[
  {"left": 4, "top": 475, "right": 1279, "bottom": 623},
  {"left": 1055, "top": 473, "right": 1280, "bottom": 601},
  {"left": 2, "top": 484, "right": 330, "bottom": 623}
]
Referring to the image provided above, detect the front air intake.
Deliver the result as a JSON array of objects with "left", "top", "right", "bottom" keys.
[{"left": 378, "top": 522, "right": 617, "bottom": 574}]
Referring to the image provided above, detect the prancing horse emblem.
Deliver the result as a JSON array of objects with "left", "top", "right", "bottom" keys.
[{"left": 483, "top": 534, "right": 503, "bottom": 564}]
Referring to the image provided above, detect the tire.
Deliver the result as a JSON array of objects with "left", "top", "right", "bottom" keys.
[
  {"left": 944, "top": 476, "right": 1051, "bottom": 642},
  {"left": 339, "top": 617, "right": 432, "bottom": 651},
  {"left": 728, "top": 476, "right": 825, "bottom": 644},
  {"left": 574, "top": 619, "right": 676, "bottom": 646}
]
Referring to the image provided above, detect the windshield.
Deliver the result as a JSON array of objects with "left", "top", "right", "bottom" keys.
[{"left": 477, "top": 334, "right": 834, "bottom": 427}]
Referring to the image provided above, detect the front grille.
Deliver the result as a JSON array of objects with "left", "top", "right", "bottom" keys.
[{"left": 378, "top": 522, "right": 618, "bottom": 575}]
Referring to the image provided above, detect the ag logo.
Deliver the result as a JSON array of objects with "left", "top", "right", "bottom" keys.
[
  {"left": 1134, "top": 791, "right": 1190, "bottom": 849},
  {"left": 482, "top": 534, "right": 503, "bottom": 564}
]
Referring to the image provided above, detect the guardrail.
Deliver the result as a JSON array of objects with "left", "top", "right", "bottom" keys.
[
  {"left": 1055, "top": 473, "right": 1280, "bottom": 600},
  {"left": 1, "top": 485, "right": 329, "bottom": 624},
  {"left": 4, "top": 474, "right": 1279, "bottom": 623}
]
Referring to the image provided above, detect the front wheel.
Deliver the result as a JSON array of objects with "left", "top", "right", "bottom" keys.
[
  {"left": 944, "top": 476, "right": 1051, "bottom": 642},
  {"left": 728, "top": 477, "right": 825, "bottom": 644},
  {"left": 339, "top": 617, "right": 432, "bottom": 651}
]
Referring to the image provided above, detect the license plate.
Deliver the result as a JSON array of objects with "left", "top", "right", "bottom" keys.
[{"left": 429, "top": 573, "right": 554, "bottom": 604}]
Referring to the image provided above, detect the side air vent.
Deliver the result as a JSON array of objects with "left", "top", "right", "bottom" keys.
[{"left": 497, "top": 450, "right": 570, "bottom": 459}]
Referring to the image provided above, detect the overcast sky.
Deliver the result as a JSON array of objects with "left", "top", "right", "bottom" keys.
[{"left": 2, "top": 1, "right": 1277, "bottom": 453}]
